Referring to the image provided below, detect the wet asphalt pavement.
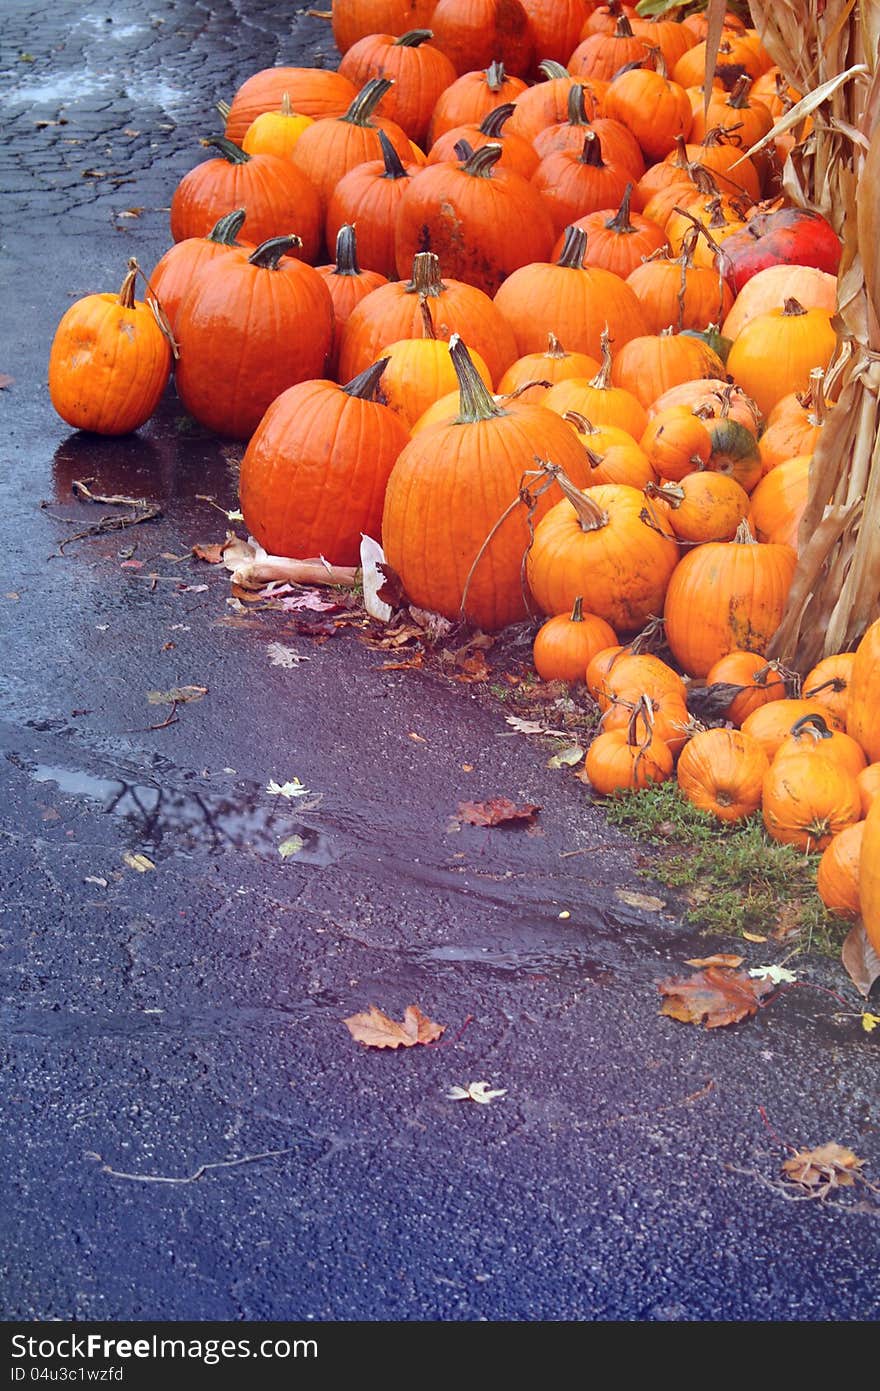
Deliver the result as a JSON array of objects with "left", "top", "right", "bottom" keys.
[{"left": 1, "top": 0, "right": 879, "bottom": 1323}]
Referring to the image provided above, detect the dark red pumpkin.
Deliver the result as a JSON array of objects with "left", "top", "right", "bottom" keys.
[{"left": 720, "top": 208, "right": 842, "bottom": 295}]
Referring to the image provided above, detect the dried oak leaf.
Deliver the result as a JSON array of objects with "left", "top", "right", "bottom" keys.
[
  {"left": 375, "top": 561, "right": 407, "bottom": 611},
  {"left": 658, "top": 965, "right": 774, "bottom": 1029},
  {"left": 841, "top": 921, "right": 880, "bottom": 998},
  {"left": 781, "top": 1143, "right": 865, "bottom": 1191},
  {"left": 457, "top": 798, "right": 541, "bottom": 827},
  {"left": 343, "top": 1004, "right": 445, "bottom": 1049},
  {"left": 685, "top": 954, "right": 745, "bottom": 969}
]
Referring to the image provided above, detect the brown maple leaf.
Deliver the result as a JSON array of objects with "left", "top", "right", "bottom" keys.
[
  {"left": 658, "top": 965, "right": 774, "bottom": 1029},
  {"left": 457, "top": 798, "right": 541, "bottom": 827},
  {"left": 343, "top": 1004, "right": 445, "bottom": 1049},
  {"left": 781, "top": 1143, "right": 865, "bottom": 1192}
]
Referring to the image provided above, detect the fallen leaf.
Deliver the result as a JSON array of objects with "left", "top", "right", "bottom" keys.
[
  {"left": 0, "top": 374, "right": 14, "bottom": 390},
  {"left": 381, "top": 652, "right": 424, "bottom": 670},
  {"left": 117, "top": 207, "right": 144, "bottom": 218},
  {"left": 457, "top": 798, "right": 540, "bottom": 827},
  {"left": 861, "top": 1012, "right": 880, "bottom": 1034},
  {"left": 343, "top": 1004, "right": 445, "bottom": 1049},
  {"left": 742, "top": 931, "right": 768, "bottom": 943},
  {"left": 267, "top": 641, "right": 309, "bottom": 668},
  {"left": 119, "top": 559, "right": 144, "bottom": 569},
  {"left": 277, "top": 589, "right": 339, "bottom": 612},
  {"left": 365, "top": 622, "right": 424, "bottom": 650},
  {"left": 408, "top": 732, "right": 427, "bottom": 742},
  {"left": 122, "top": 128, "right": 141, "bottom": 136},
  {"left": 146, "top": 685, "right": 207, "bottom": 705},
  {"left": 192, "top": 541, "right": 225, "bottom": 564},
  {"left": 453, "top": 651, "right": 490, "bottom": 683},
  {"left": 5, "top": 592, "right": 19, "bottom": 601},
  {"left": 83, "top": 875, "right": 108, "bottom": 887},
  {"left": 658, "top": 965, "right": 774, "bottom": 1029},
  {"left": 616, "top": 889, "right": 665, "bottom": 911},
  {"left": 278, "top": 835, "right": 306, "bottom": 859},
  {"left": 462, "top": 763, "right": 473, "bottom": 772},
  {"left": 781, "top": 1143, "right": 865, "bottom": 1192},
  {"left": 408, "top": 606, "right": 453, "bottom": 643},
  {"left": 749, "top": 964, "right": 797, "bottom": 985},
  {"left": 178, "top": 583, "right": 209, "bottom": 593},
  {"left": 502, "top": 715, "right": 570, "bottom": 737},
  {"left": 841, "top": 921, "right": 880, "bottom": 998},
  {"left": 547, "top": 745, "right": 584, "bottom": 769},
  {"left": 122, "top": 852, "right": 155, "bottom": 873},
  {"left": 361, "top": 535, "right": 393, "bottom": 622},
  {"left": 685, "top": 954, "right": 745, "bottom": 969},
  {"left": 266, "top": 778, "right": 311, "bottom": 799},
  {"left": 446, "top": 1081, "right": 507, "bottom": 1104},
  {"left": 375, "top": 561, "right": 407, "bottom": 611},
  {"left": 227, "top": 508, "right": 244, "bottom": 522}
]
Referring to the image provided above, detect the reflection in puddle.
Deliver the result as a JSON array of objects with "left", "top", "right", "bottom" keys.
[{"left": 23, "top": 761, "right": 334, "bottom": 864}]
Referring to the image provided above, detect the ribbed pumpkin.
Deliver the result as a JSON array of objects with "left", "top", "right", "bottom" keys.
[
  {"left": 611, "top": 330, "right": 726, "bottom": 410},
  {"left": 532, "top": 85, "right": 644, "bottom": 179},
  {"left": 338, "top": 30, "right": 458, "bottom": 146},
  {"left": 690, "top": 77, "right": 772, "bottom": 149},
  {"left": 664, "top": 521, "right": 796, "bottom": 677},
  {"left": 169, "top": 136, "right": 323, "bottom": 261},
  {"left": 493, "top": 226, "right": 649, "bottom": 361},
  {"left": 531, "top": 130, "right": 632, "bottom": 238},
  {"left": 750, "top": 454, "right": 811, "bottom": 549},
  {"left": 645, "top": 472, "right": 750, "bottom": 545},
  {"left": 857, "top": 764, "right": 880, "bottom": 816},
  {"left": 527, "top": 476, "right": 680, "bottom": 632},
  {"left": 584, "top": 697, "right": 674, "bottom": 793},
  {"left": 241, "top": 92, "right": 314, "bottom": 159},
  {"left": 518, "top": 0, "right": 589, "bottom": 67},
  {"left": 427, "top": 102, "right": 540, "bottom": 177},
  {"left": 601, "top": 686, "right": 689, "bottom": 757},
  {"left": 596, "top": 651, "right": 686, "bottom": 711},
  {"left": 378, "top": 302, "right": 494, "bottom": 426},
  {"left": 507, "top": 60, "right": 604, "bottom": 142},
  {"left": 331, "top": 0, "right": 436, "bottom": 55},
  {"left": 496, "top": 334, "right": 601, "bottom": 404},
  {"left": 762, "top": 752, "right": 861, "bottom": 853},
  {"left": 673, "top": 36, "right": 764, "bottom": 88},
  {"left": 338, "top": 251, "right": 518, "bottom": 386},
  {"left": 603, "top": 62, "right": 692, "bottom": 163},
  {"left": 677, "top": 728, "right": 769, "bottom": 822},
  {"left": 148, "top": 208, "right": 252, "bottom": 334},
  {"left": 741, "top": 698, "right": 845, "bottom": 760},
  {"left": 381, "top": 338, "right": 592, "bottom": 630},
  {"left": 802, "top": 653, "right": 855, "bottom": 731},
  {"left": 727, "top": 299, "right": 837, "bottom": 419},
  {"left": 48, "top": 259, "right": 171, "bottom": 436},
  {"left": 629, "top": 14, "right": 696, "bottom": 70},
  {"left": 648, "top": 380, "right": 760, "bottom": 435},
  {"left": 704, "top": 650, "right": 788, "bottom": 726},
  {"left": 580, "top": 3, "right": 638, "bottom": 39},
  {"left": 430, "top": 0, "right": 534, "bottom": 77},
  {"left": 640, "top": 406, "right": 712, "bottom": 482},
  {"left": 774, "top": 713, "right": 867, "bottom": 782},
  {"left": 291, "top": 78, "right": 415, "bottom": 214},
  {"left": 722, "top": 267, "right": 837, "bottom": 342},
  {"left": 552, "top": 185, "right": 669, "bottom": 278},
  {"left": 861, "top": 800, "right": 880, "bottom": 953},
  {"left": 541, "top": 337, "right": 648, "bottom": 438},
  {"left": 239, "top": 359, "right": 410, "bottom": 565},
  {"left": 817, "top": 823, "right": 864, "bottom": 920},
  {"left": 568, "top": 15, "right": 647, "bottom": 80},
  {"left": 224, "top": 68, "right": 356, "bottom": 144},
  {"left": 326, "top": 132, "right": 417, "bottom": 281},
  {"left": 564, "top": 413, "right": 656, "bottom": 490},
  {"left": 532, "top": 596, "right": 618, "bottom": 684},
  {"left": 315, "top": 224, "right": 388, "bottom": 376},
  {"left": 758, "top": 371, "right": 829, "bottom": 474},
  {"left": 626, "top": 245, "right": 733, "bottom": 336},
  {"left": 668, "top": 134, "right": 762, "bottom": 206},
  {"left": 394, "top": 142, "right": 555, "bottom": 293},
  {"left": 848, "top": 617, "right": 880, "bottom": 761},
  {"left": 427, "top": 60, "right": 528, "bottom": 144},
  {"left": 174, "top": 235, "right": 334, "bottom": 440}
]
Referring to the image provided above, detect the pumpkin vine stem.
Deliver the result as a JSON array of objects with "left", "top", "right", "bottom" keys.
[
  {"left": 450, "top": 333, "right": 505, "bottom": 423},
  {"left": 342, "top": 357, "right": 390, "bottom": 401},
  {"left": 342, "top": 78, "right": 394, "bottom": 127},
  {"left": 200, "top": 135, "right": 250, "bottom": 164},
  {"left": 734, "top": 519, "right": 758, "bottom": 545},
  {"left": 247, "top": 234, "right": 302, "bottom": 269},
  {"left": 280, "top": 91, "right": 293, "bottom": 117},
  {"left": 538, "top": 60, "right": 570, "bottom": 81},
  {"left": 606, "top": 184, "right": 635, "bottom": 234},
  {"left": 783, "top": 298, "right": 808, "bottom": 317},
  {"left": 478, "top": 103, "right": 516, "bottom": 137},
  {"left": 207, "top": 208, "right": 248, "bottom": 245},
  {"left": 406, "top": 252, "right": 446, "bottom": 297},
  {"left": 117, "top": 258, "right": 139, "bottom": 309},
  {"left": 378, "top": 128, "right": 408, "bottom": 180},
  {"left": 615, "top": 15, "right": 635, "bottom": 39},
  {"left": 801, "top": 368, "right": 827, "bottom": 424},
  {"left": 554, "top": 469, "right": 610, "bottom": 533},
  {"left": 789, "top": 713, "right": 834, "bottom": 742},
  {"left": 562, "top": 409, "right": 598, "bottom": 435},
  {"left": 556, "top": 225, "right": 588, "bottom": 270},
  {"left": 332, "top": 223, "right": 361, "bottom": 276},
  {"left": 569, "top": 596, "right": 584, "bottom": 623},
  {"left": 485, "top": 61, "right": 508, "bottom": 92},
  {"left": 726, "top": 76, "right": 754, "bottom": 110},
  {"left": 216, "top": 99, "right": 231, "bottom": 123},
  {"left": 394, "top": 29, "right": 433, "bottom": 47},
  {"left": 547, "top": 332, "right": 566, "bottom": 358}
]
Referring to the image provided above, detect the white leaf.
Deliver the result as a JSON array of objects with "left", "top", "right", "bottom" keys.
[
  {"left": 360, "top": 534, "right": 393, "bottom": 623},
  {"left": 267, "top": 641, "right": 309, "bottom": 668},
  {"left": 749, "top": 964, "right": 798, "bottom": 985},
  {"left": 446, "top": 1081, "right": 507, "bottom": 1105},
  {"left": 266, "top": 778, "right": 311, "bottom": 799}
]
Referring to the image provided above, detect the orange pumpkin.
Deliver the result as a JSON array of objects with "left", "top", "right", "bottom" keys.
[
  {"left": 378, "top": 303, "right": 494, "bottom": 427},
  {"left": 508, "top": 60, "right": 605, "bottom": 143},
  {"left": 848, "top": 617, "right": 880, "bottom": 761},
  {"left": 568, "top": 14, "right": 646, "bottom": 81},
  {"left": 774, "top": 712, "right": 866, "bottom": 780},
  {"left": 291, "top": 78, "right": 414, "bottom": 214},
  {"left": 531, "top": 129, "right": 632, "bottom": 238},
  {"left": 857, "top": 764, "right": 880, "bottom": 816},
  {"left": 338, "top": 30, "right": 458, "bottom": 146},
  {"left": 645, "top": 472, "right": 750, "bottom": 545},
  {"left": 689, "top": 76, "right": 773, "bottom": 149},
  {"left": 677, "top": 728, "right": 769, "bottom": 822},
  {"left": 563, "top": 413, "right": 656, "bottom": 490},
  {"left": 603, "top": 63, "right": 692, "bottom": 163},
  {"left": 532, "top": 85, "right": 644, "bottom": 179},
  {"left": 518, "top": 0, "right": 590, "bottom": 67},
  {"left": 552, "top": 185, "right": 669, "bottom": 278},
  {"left": 532, "top": 596, "right": 618, "bottom": 684},
  {"left": 584, "top": 697, "right": 674, "bottom": 793},
  {"left": 640, "top": 406, "right": 712, "bottom": 482},
  {"left": 626, "top": 245, "right": 733, "bottom": 336},
  {"left": 758, "top": 371, "right": 830, "bottom": 474},
  {"left": 801, "top": 653, "right": 855, "bottom": 730},
  {"left": 430, "top": 0, "right": 534, "bottom": 77},
  {"left": 722, "top": 267, "right": 837, "bottom": 342},
  {"left": 862, "top": 800, "right": 880, "bottom": 953},
  {"left": 762, "top": 751, "right": 861, "bottom": 853},
  {"left": 741, "top": 698, "right": 846, "bottom": 760},
  {"left": 224, "top": 67, "right": 356, "bottom": 144},
  {"left": 427, "top": 102, "right": 541, "bottom": 178},
  {"left": 611, "top": 329, "right": 726, "bottom": 410},
  {"left": 704, "top": 650, "right": 789, "bottom": 726},
  {"left": 331, "top": 0, "right": 436, "bottom": 55},
  {"left": 749, "top": 454, "right": 812, "bottom": 549},
  {"left": 496, "top": 334, "right": 601, "bottom": 404},
  {"left": 541, "top": 338, "right": 648, "bottom": 440},
  {"left": 817, "top": 823, "right": 864, "bottom": 920},
  {"left": 148, "top": 208, "right": 252, "bottom": 334},
  {"left": 326, "top": 131, "right": 418, "bottom": 282},
  {"left": 726, "top": 299, "right": 838, "bottom": 419},
  {"left": 315, "top": 224, "right": 388, "bottom": 376},
  {"left": 427, "top": 60, "right": 529, "bottom": 144}
]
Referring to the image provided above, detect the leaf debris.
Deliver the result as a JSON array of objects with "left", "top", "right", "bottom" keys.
[{"left": 343, "top": 1004, "right": 445, "bottom": 1049}]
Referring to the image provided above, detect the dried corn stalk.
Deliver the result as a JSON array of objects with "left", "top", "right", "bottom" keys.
[{"left": 746, "top": 0, "right": 880, "bottom": 667}]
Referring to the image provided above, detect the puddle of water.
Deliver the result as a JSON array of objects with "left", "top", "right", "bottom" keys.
[
  {"left": 415, "top": 939, "right": 611, "bottom": 980},
  {"left": 19, "top": 760, "right": 334, "bottom": 864}
]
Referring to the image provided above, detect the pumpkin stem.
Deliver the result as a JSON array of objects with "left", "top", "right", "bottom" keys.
[
  {"left": 449, "top": 334, "right": 505, "bottom": 423},
  {"left": 280, "top": 91, "right": 292, "bottom": 117},
  {"left": 547, "top": 332, "right": 567, "bottom": 359},
  {"left": 538, "top": 60, "right": 570, "bottom": 80},
  {"left": 556, "top": 225, "right": 588, "bottom": 269},
  {"left": 207, "top": 208, "right": 247, "bottom": 245},
  {"left": 117, "top": 258, "right": 139, "bottom": 309},
  {"left": 615, "top": 15, "right": 635, "bottom": 39},
  {"left": 418, "top": 295, "right": 437, "bottom": 340},
  {"left": 331, "top": 223, "right": 361, "bottom": 276},
  {"left": 670, "top": 134, "right": 690, "bottom": 169},
  {"left": 562, "top": 410, "right": 598, "bottom": 435},
  {"left": 569, "top": 596, "right": 584, "bottom": 623},
  {"left": 377, "top": 129, "right": 408, "bottom": 180},
  {"left": 726, "top": 76, "right": 754, "bottom": 110},
  {"left": 566, "top": 82, "right": 590, "bottom": 127},
  {"left": 626, "top": 693, "right": 655, "bottom": 750},
  {"left": 605, "top": 184, "right": 635, "bottom": 235},
  {"left": 645, "top": 45, "right": 668, "bottom": 80},
  {"left": 580, "top": 130, "right": 605, "bottom": 167},
  {"left": 453, "top": 137, "right": 475, "bottom": 163},
  {"left": 486, "top": 61, "right": 508, "bottom": 92},
  {"left": 734, "top": 519, "right": 758, "bottom": 545},
  {"left": 783, "top": 297, "right": 808, "bottom": 317},
  {"left": 247, "top": 234, "right": 302, "bottom": 269},
  {"left": 645, "top": 480, "right": 684, "bottom": 508},
  {"left": 589, "top": 330, "right": 614, "bottom": 390},
  {"left": 458, "top": 142, "right": 503, "bottom": 176},
  {"left": 806, "top": 367, "right": 827, "bottom": 424},
  {"left": 342, "top": 357, "right": 390, "bottom": 400},
  {"left": 406, "top": 251, "right": 445, "bottom": 297},
  {"left": 554, "top": 470, "right": 609, "bottom": 533},
  {"left": 394, "top": 29, "right": 434, "bottom": 46},
  {"left": 342, "top": 78, "right": 394, "bottom": 127},
  {"left": 200, "top": 135, "right": 251, "bottom": 164},
  {"left": 478, "top": 102, "right": 516, "bottom": 137},
  {"left": 789, "top": 712, "right": 833, "bottom": 741}
]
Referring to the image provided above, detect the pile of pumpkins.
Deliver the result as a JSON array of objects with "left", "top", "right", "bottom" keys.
[{"left": 44, "top": 0, "right": 878, "bottom": 949}]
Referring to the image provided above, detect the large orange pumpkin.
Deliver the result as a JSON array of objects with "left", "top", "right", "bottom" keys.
[
  {"left": 338, "top": 30, "right": 458, "bottom": 146},
  {"left": 430, "top": 0, "right": 534, "bottom": 77},
  {"left": 292, "top": 78, "right": 415, "bottom": 213},
  {"left": 148, "top": 208, "right": 252, "bottom": 334},
  {"left": 848, "top": 617, "right": 880, "bottom": 761},
  {"left": 224, "top": 67, "right": 356, "bottom": 143},
  {"left": 677, "top": 727, "right": 769, "bottom": 822},
  {"left": 331, "top": 0, "right": 436, "bottom": 55}
]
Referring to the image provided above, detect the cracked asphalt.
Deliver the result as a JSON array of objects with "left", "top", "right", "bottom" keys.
[{"left": 1, "top": 0, "right": 879, "bottom": 1323}]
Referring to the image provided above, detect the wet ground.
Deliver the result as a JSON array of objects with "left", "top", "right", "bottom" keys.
[{"left": 2, "top": 0, "right": 879, "bottom": 1322}]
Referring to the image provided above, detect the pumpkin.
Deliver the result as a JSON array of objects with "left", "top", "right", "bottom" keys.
[
  {"left": 645, "top": 472, "right": 750, "bottom": 545},
  {"left": 848, "top": 617, "right": 880, "bottom": 761},
  {"left": 394, "top": 141, "right": 555, "bottom": 293},
  {"left": 241, "top": 92, "right": 314, "bottom": 159},
  {"left": 532, "top": 84, "right": 644, "bottom": 179},
  {"left": 580, "top": 3, "right": 638, "bottom": 40},
  {"left": 677, "top": 728, "right": 769, "bottom": 822},
  {"left": 584, "top": 696, "right": 674, "bottom": 793},
  {"left": 640, "top": 406, "right": 712, "bottom": 482},
  {"left": 426, "top": 102, "right": 540, "bottom": 178},
  {"left": 689, "top": 76, "right": 772, "bottom": 149},
  {"left": 857, "top": 764, "right": 880, "bottom": 817},
  {"left": 339, "top": 250, "right": 518, "bottom": 385},
  {"left": 593, "top": 651, "right": 685, "bottom": 710},
  {"left": 427, "top": 60, "right": 528, "bottom": 145},
  {"left": 564, "top": 413, "right": 656, "bottom": 490},
  {"left": 861, "top": 800, "right": 880, "bottom": 953},
  {"left": 378, "top": 301, "right": 494, "bottom": 426},
  {"left": 758, "top": 370, "right": 830, "bottom": 474},
  {"left": 541, "top": 335, "right": 648, "bottom": 438},
  {"left": 568, "top": 14, "right": 646, "bottom": 81},
  {"left": 48, "top": 259, "right": 171, "bottom": 436},
  {"left": 669, "top": 134, "right": 762, "bottom": 206},
  {"left": 552, "top": 185, "right": 669, "bottom": 278},
  {"left": 331, "top": 0, "right": 436, "bottom": 54},
  {"left": 326, "top": 131, "right": 417, "bottom": 281},
  {"left": 381, "top": 337, "right": 593, "bottom": 630},
  {"left": 239, "top": 358, "right": 410, "bottom": 565},
  {"left": 802, "top": 653, "right": 855, "bottom": 731},
  {"left": 681, "top": 10, "right": 745, "bottom": 41},
  {"left": 673, "top": 36, "right": 764, "bottom": 89},
  {"left": 720, "top": 207, "right": 842, "bottom": 295},
  {"left": 664, "top": 190, "right": 748, "bottom": 261},
  {"left": 664, "top": 520, "right": 796, "bottom": 677},
  {"left": 706, "top": 418, "right": 763, "bottom": 494},
  {"left": 148, "top": 208, "right": 252, "bottom": 334},
  {"left": 611, "top": 329, "right": 726, "bottom": 410},
  {"left": 626, "top": 243, "right": 733, "bottom": 336},
  {"left": 726, "top": 299, "right": 837, "bottom": 419},
  {"left": 584, "top": 618, "right": 667, "bottom": 703},
  {"left": 496, "top": 334, "right": 601, "bottom": 404},
  {"left": 174, "top": 234, "right": 334, "bottom": 440},
  {"left": 224, "top": 67, "right": 356, "bottom": 144},
  {"left": 518, "top": 0, "right": 589, "bottom": 67},
  {"left": 291, "top": 78, "right": 414, "bottom": 215},
  {"left": 601, "top": 687, "right": 690, "bottom": 757},
  {"left": 762, "top": 751, "right": 861, "bottom": 853},
  {"left": 169, "top": 136, "right": 323, "bottom": 261},
  {"left": 749, "top": 454, "right": 811, "bottom": 549},
  {"left": 628, "top": 15, "right": 696, "bottom": 71},
  {"left": 507, "top": 60, "right": 604, "bottom": 143},
  {"left": 493, "top": 226, "right": 649, "bottom": 362},
  {"left": 648, "top": 379, "right": 760, "bottom": 435},
  {"left": 722, "top": 266, "right": 837, "bottom": 342},
  {"left": 531, "top": 130, "right": 633, "bottom": 238},
  {"left": 532, "top": 596, "right": 618, "bottom": 683},
  {"left": 430, "top": 0, "right": 534, "bottom": 76},
  {"left": 315, "top": 224, "right": 388, "bottom": 376},
  {"left": 774, "top": 713, "right": 867, "bottom": 782},
  {"left": 704, "top": 650, "right": 789, "bottom": 726},
  {"left": 527, "top": 475, "right": 680, "bottom": 632},
  {"left": 338, "top": 30, "right": 458, "bottom": 146},
  {"left": 817, "top": 823, "right": 864, "bottom": 920},
  {"left": 603, "top": 62, "right": 692, "bottom": 163},
  {"left": 741, "top": 698, "right": 845, "bottom": 760}
]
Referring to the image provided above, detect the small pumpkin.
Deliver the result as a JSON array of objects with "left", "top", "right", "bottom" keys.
[
  {"left": 552, "top": 184, "right": 669, "bottom": 279},
  {"left": 603, "top": 57, "right": 692, "bottom": 163},
  {"left": 291, "top": 78, "right": 415, "bottom": 214},
  {"left": 496, "top": 334, "right": 601, "bottom": 404},
  {"left": 568, "top": 14, "right": 647, "bottom": 82},
  {"left": 241, "top": 92, "right": 314, "bottom": 159},
  {"left": 774, "top": 712, "right": 867, "bottom": 782},
  {"left": 857, "top": 764, "right": 880, "bottom": 817},
  {"left": 758, "top": 370, "right": 830, "bottom": 475},
  {"left": 531, "top": 129, "right": 632, "bottom": 239},
  {"left": 378, "top": 300, "right": 494, "bottom": 427},
  {"left": 532, "top": 596, "right": 618, "bottom": 684},
  {"left": 677, "top": 727, "right": 769, "bottom": 822},
  {"left": 750, "top": 454, "right": 812, "bottom": 549},
  {"left": 802, "top": 653, "right": 855, "bottom": 731},
  {"left": 862, "top": 800, "right": 880, "bottom": 954},
  {"left": 532, "top": 84, "right": 644, "bottom": 179},
  {"left": 762, "top": 750, "right": 861, "bottom": 853},
  {"left": 541, "top": 334, "right": 648, "bottom": 438},
  {"left": 427, "top": 102, "right": 540, "bottom": 178},
  {"left": 315, "top": 224, "right": 388, "bottom": 376},
  {"left": 565, "top": 413, "right": 657, "bottom": 490},
  {"left": 224, "top": 67, "right": 356, "bottom": 144},
  {"left": 640, "top": 406, "right": 712, "bottom": 482},
  {"left": 722, "top": 267, "right": 837, "bottom": 343},
  {"left": 507, "top": 60, "right": 604, "bottom": 143},
  {"left": 645, "top": 472, "right": 750, "bottom": 545},
  {"left": 611, "top": 328, "right": 726, "bottom": 410},
  {"left": 626, "top": 240, "right": 733, "bottom": 336},
  {"left": 331, "top": 0, "right": 436, "bottom": 55},
  {"left": 584, "top": 696, "right": 674, "bottom": 794},
  {"left": 817, "top": 823, "right": 864, "bottom": 920}
]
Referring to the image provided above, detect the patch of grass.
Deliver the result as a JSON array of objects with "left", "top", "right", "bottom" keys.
[{"left": 605, "top": 783, "right": 844, "bottom": 955}]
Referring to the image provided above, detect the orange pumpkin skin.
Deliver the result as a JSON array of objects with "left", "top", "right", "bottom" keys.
[
  {"left": 381, "top": 340, "right": 592, "bottom": 631},
  {"left": 315, "top": 224, "right": 388, "bottom": 375},
  {"left": 542, "top": 363, "right": 648, "bottom": 440},
  {"left": 647, "top": 472, "right": 750, "bottom": 545},
  {"left": 427, "top": 61, "right": 529, "bottom": 144},
  {"left": 174, "top": 236, "right": 334, "bottom": 441},
  {"left": 331, "top": 0, "right": 436, "bottom": 55},
  {"left": 762, "top": 752, "right": 861, "bottom": 853},
  {"left": 705, "top": 650, "right": 788, "bottom": 726},
  {"left": 601, "top": 690, "right": 689, "bottom": 757},
  {"left": 148, "top": 209, "right": 253, "bottom": 335},
  {"left": 224, "top": 68, "right": 357, "bottom": 144},
  {"left": 741, "top": 698, "right": 846, "bottom": 761},
  {"left": 427, "top": 103, "right": 540, "bottom": 179},
  {"left": 292, "top": 79, "right": 415, "bottom": 215},
  {"left": 508, "top": 65, "right": 605, "bottom": 144},
  {"left": 663, "top": 523, "right": 796, "bottom": 677},
  {"left": 573, "top": 424, "right": 656, "bottom": 491},
  {"left": 585, "top": 721, "right": 674, "bottom": 794},
  {"left": 749, "top": 454, "right": 811, "bottom": 550},
  {"left": 338, "top": 31, "right": 458, "bottom": 146},
  {"left": 629, "top": 15, "right": 696, "bottom": 70},
  {"left": 48, "top": 261, "right": 171, "bottom": 436},
  {"left": 496, "top": 335, "right": 600, "bottom": 403},
  {"left": 326, "top": 134, "right": 418, "bottom": 281},
  {"left": 430, "top": 0, "right": 534, "bottom": 77},
  {"left": 597, "top": 651, "right": 686, "bottom": 712},
  {"left": 849, "top": 619, "right": 880, "bottom": 761},
  {"left": 377, "top": 336, "right": 493, "bottom": 428},
  {"left": 817, "top": 822, "right": 864, "bottom": 920},
  {"left": 611, "top": 332, "right": 726, "bottom": 411},
  {"left": 532, "top": 597, "right": 618, "bottom": 684},
  {"left": 532, "top": 94, "right": 644, "bottom": 180},
  {"left": 862, "top": 800, "right": 880, "bottom": 953},
  {"left": 640, "top": 408, "right": 712, "bottom": 482},
  {"left": 758, "top": 394, "right": 827, "bottom": 475},
  {"left": 723, "top": 267, "right": 837, "bottom": 342},
  {"left": 552, "top": 188, "right": 669, "bottom": 279},
  {"left": 774, "top": 714, "right": 868, "bottom": 783},
  {"left": 531, "top": 132, "right": 632, "bottom": 239},
  {"left": 727, "top": 300, "right": 838, "bottom": 420},
  {"left": 518, "top": 0, "right": 589, "bottom": 67},
  {"left": 239, "top": 360, "right": 411, "bottom": 566},
  {"left": 677, "top": 728, "right": 769, "bottom": 822},
  {"left": 527, "top": 482, "right": 680, "bottom": 633},
  {"left": 604, "top": 68, "right": 692, "bottom": 163},
  {"left": 626, "top": 256, "right": 733, "bottom": 336},
  {"left": 568, "top": 16, "right": 647, "bottom": 81},
  {"left": 857, "top": 764, "right": 880, "bottom": 816}
]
